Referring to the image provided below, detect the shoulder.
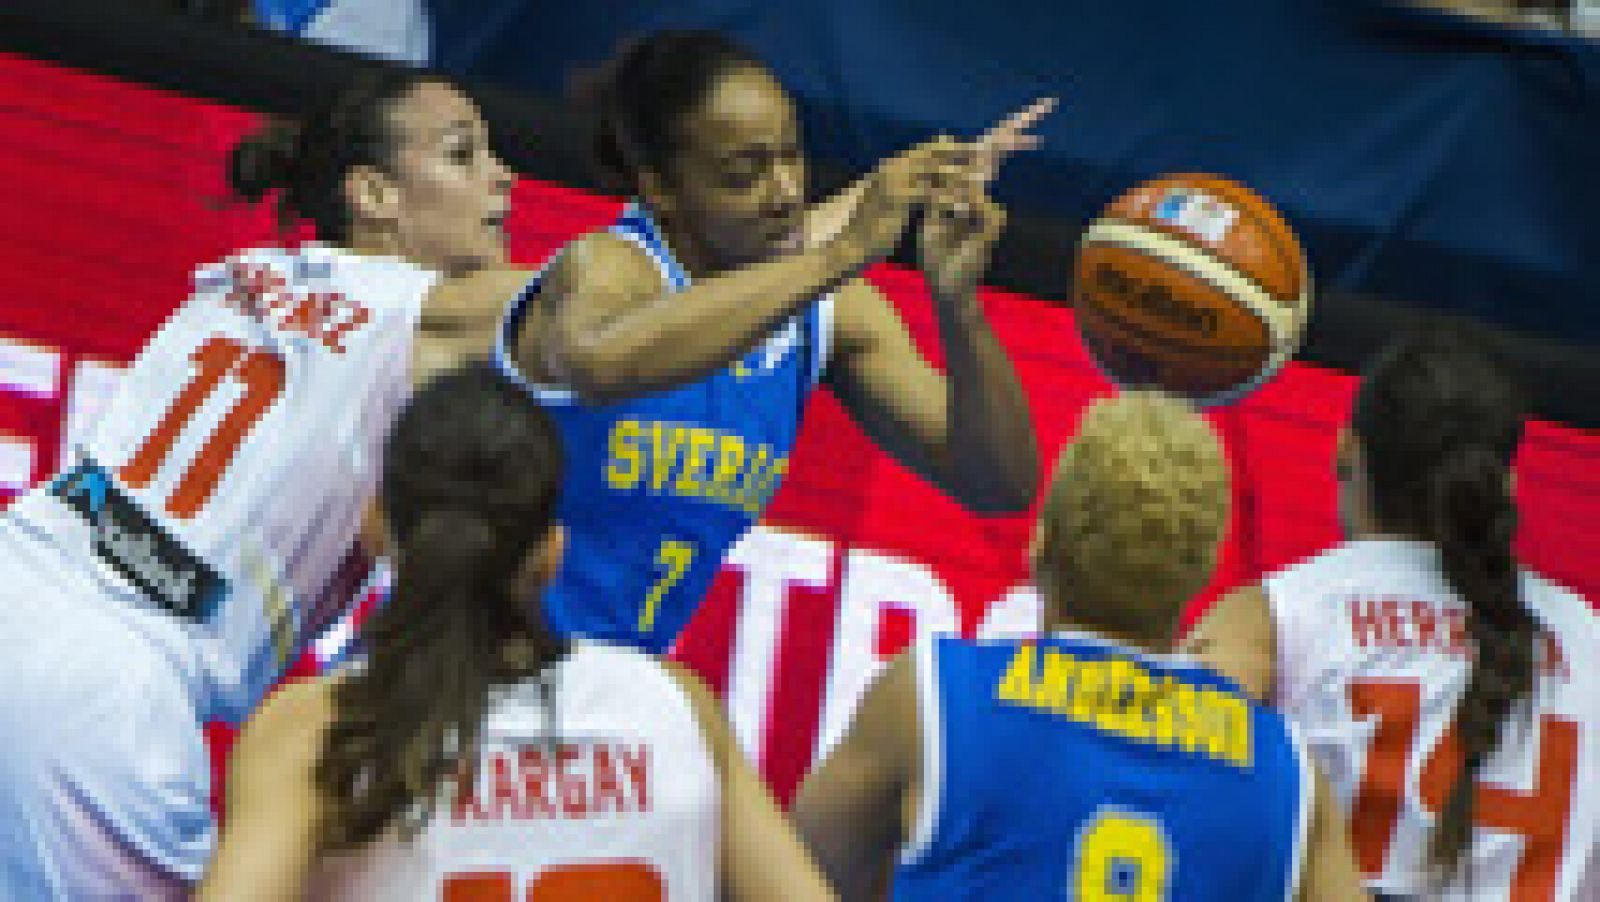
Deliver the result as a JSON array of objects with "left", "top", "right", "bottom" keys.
[
  {"left": 1520, "top": 570, "right": 1599, "bottom": 640},
  {"left": 824, "top": 275, "right": 905, "bottom": 368},
  {"left": 1179, "top": 583, "right": 1276, "bottom": 701},
  {"left": 655, "top": 658, "right": 740, "bottom": 771},
  {"left": 541, "top": 230, "right": 665, "bottom": 300},
  {"left": 658, "top": 658, "right": 725, "bottom": 730},
  {"left": 424, "top": 264, "right": 537, "bottom": 322},
  {"left": 1261, "top": 541, "right": 1363, "bottom": 596},
  {"left": 853, "top": 649, "right": 923, "bottom": 754},
  {"left": 828, "top": 276, "right": 891, "bottom": 333}
]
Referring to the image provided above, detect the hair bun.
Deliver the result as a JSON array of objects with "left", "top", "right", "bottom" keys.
[{"left": 227, "top": 119, "right": 301, "bottom": 203}]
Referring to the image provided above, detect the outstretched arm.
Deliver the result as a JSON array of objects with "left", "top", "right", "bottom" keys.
[
  {"left": 826, "top": 168, "right": 1037, "bottom": 514},
  {"left": 823, "top": 102, "right": 1051, "bottom": 513},
  {"left": 509, "top": 147, "right": 940, "bottom": 403}
]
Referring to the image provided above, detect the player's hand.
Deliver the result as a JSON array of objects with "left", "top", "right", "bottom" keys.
[
  {"left": 918, "top": 171, "right": 1006, "bottom": 301},
  {"left": 820, "top": 97, "right": 1053, "bottom": 272},
  {"left": 917, "top": 96, "right": 1054, "bottom": 198},
  {"left": 916, "top": 98, "right": 1053, "bottom": 300},
  {"left": 821, "top": 138, "right": 948, "bottom": 270}
]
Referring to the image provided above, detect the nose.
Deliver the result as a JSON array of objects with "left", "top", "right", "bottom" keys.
[
  {"left": 769, "top": 158, "right": 804, "bottom": 218},
  {"left": 490, "top": 154, "right": 514, "bottom": 196}
]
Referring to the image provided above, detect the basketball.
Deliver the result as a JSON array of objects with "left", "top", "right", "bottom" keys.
[{"left": 1073, "top": 174, "right": 1311, "bottom": 406}]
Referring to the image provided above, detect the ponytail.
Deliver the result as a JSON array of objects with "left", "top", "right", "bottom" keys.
[
  {"left": 1426, "top": 446, "right": 1536, "bottom": 876},
  {"left": 316, "top": 362, "right": 565, "bottom": 850},
  {"left": 1352, "top": 327, "right": 1532, "bottom": 885},
  {"left": 227, "top": 119, "right": 301, "bottom": 204}
]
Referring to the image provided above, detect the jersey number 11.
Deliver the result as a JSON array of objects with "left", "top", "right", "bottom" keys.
[{"left": 119, "top": 336, "right": 286, "bottom": 519}]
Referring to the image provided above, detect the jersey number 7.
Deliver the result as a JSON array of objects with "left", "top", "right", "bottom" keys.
[{"left": 1348, "top": 678, "right": 1577, "bottom": 901}]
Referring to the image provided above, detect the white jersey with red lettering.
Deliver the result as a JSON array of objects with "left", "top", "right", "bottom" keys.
[
  {"left": 1267, "top": 538, "right": 1598, "bottom": 901},
  {"left": 5, "top": 242, "right": 433, "bottom": 720},
  {"left": 0, "top": 243, "right": 434, "bottom": 890},
  {"left": 308, "top": 641, "right": 719, "bottom": 902}
]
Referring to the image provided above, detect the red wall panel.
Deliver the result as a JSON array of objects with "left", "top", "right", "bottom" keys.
[{"left": 1, "top": 52, "right": 1594, "bottom": 805}]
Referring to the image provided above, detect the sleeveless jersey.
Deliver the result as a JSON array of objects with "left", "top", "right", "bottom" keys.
[
  {"left": 1, "top": 243, "right": 433, "bottom": 722},
  {"left": 308, "top": 641, "right": 719, "bottom": 901},
  {"left": 893, "top": 632, "right": 1312, "bottom": 901},
  {"left": 496, "top": 203, "right": 832, "bottom": 651},
  {"left": 1267, "top": 538, "right": 1599, "bottom": 901}
]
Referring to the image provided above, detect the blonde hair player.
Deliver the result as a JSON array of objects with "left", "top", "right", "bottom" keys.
[
  {"left": 199, "top": 363, "right": 836, "bottom": 901},
  {"left": 1184, "top": 328, "right": 1597, "bottom": 900},
  {"left": 0, "top": 69, "right": 555, "bottom": 896},
  {"left": 792, "top": 391, "right": 1367, "bottom": 901}
]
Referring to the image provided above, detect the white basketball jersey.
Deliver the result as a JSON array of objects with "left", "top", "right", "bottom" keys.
[
  {"left": 3, "top": 243, "right": 435, "bottom": 722},
  {"left": 308, "top": 642, "right": 720, "bottom": 902},
  {"left": 1267, "top": 538, "right": 1598, "bottom": 901}
]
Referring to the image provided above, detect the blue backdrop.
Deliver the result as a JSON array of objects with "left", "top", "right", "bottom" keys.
[{"left": 270, "top": 0, "right": 1599, "bottom": 345}]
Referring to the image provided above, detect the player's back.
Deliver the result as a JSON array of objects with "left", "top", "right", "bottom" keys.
[
  {"left": 308, "top": 641, "right": 719, "bottom": 901},
  {"left": 893, "top": 632, "right": 1310, "bottom": 901},
  {"left": 3, "top": 243, "right": 435, "bottom": 721},
  {"left": 1268, "top": 537, "right": 1598, "bottom": 900}
]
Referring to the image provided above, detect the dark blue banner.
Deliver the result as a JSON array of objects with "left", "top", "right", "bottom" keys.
[{"left": 408, "top": 0, "right": 1599, "bottom": 345}]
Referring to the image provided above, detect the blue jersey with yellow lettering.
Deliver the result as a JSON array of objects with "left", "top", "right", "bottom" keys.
[
  {"left": 496, "top": 203, "right": 832, "bottom": 651},
  {"left": 894, "top": 632, "right": 1311, "bottom": 902}
]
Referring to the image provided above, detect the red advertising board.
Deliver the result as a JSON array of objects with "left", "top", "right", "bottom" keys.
[{"left": 2, "top": 52, "right": 1595, "bottom": 804}]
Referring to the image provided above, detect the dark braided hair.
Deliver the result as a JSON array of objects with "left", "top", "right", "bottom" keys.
[
  {"left": 228, "top": 68, "right": 446, "bottom": 241},
  {"left": 571, "top": 30, "right": 766, "bottom": 194},
  {"left": 316, "top": 361, "right": 567, "bottom": 849},
  {"left": 1352, "top": 327, "right": 1533, "bottom": 883}
]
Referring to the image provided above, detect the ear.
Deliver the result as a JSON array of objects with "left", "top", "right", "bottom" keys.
[
  {"left": 1334, "top": 426, "right": 1359, "bottom": 484},
  {"left": 343, "top": 165, "right": 400, "bottom": 226},
  {"left": 531, "top": 524, "right": 566, "bottom": 586},
  {"left": 359, "top": 499, "right": 392, "bottom": 559},
  {"left": 1026, "top": 518, "right": 1046, "bottom": 573}
]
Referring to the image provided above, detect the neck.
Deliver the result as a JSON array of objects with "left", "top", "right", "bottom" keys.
[
  {"left": 345, "top": 228, "right": 421, "bottom": 269},
  {"left": 1039, "top": 593, "right": 1172, "bottom": 655},
  {"left": 1345, "top": 513, "right": 1432, "bottom": 546},
  {"left": 647, "top": 205, "right": 734, "bottom": 280}
]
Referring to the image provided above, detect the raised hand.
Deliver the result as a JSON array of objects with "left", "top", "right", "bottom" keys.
[{"left": 918, "top": 97, "right": 1054, "bottom": 300}]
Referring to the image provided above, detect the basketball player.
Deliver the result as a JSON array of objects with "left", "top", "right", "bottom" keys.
[
  {"left": 494, "top": 30, "right": 1049, "bottom": 650},
  {"left": 791, "top": 391, "right": 1368, "bottom": 900},
  {"left": 0, "top": 69, "right": 546, "bottom": 895},
  {"left": 199, "top": 363, "right": 835, "bottom": 901},
  {"left": 1183, "top": 329, "right": 1597, "bottom": 900}
]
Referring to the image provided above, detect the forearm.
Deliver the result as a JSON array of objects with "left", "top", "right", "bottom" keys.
[
  {"left": 934, "top": 290, "right": 1038, "bottom": 512},
  {"left": 567, "top": 246, "right": 856, "bottom": 401}
]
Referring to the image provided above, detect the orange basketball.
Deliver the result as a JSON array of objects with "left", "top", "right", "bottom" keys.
[{"left": 1072, "top": 174, "right": 1311, "bottom": 406}]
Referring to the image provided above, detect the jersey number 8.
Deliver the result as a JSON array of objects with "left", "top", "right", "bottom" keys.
[{"left": 1072, "top": 807, "right": 1173, "bottom": 901}]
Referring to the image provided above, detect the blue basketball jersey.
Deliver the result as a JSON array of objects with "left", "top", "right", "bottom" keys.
[
  {"left": 894, "top": 632, "right": 1311, "bottom": 901},
  {"left": 496, "top": 203, "right": 832, "bottom": 652}
]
